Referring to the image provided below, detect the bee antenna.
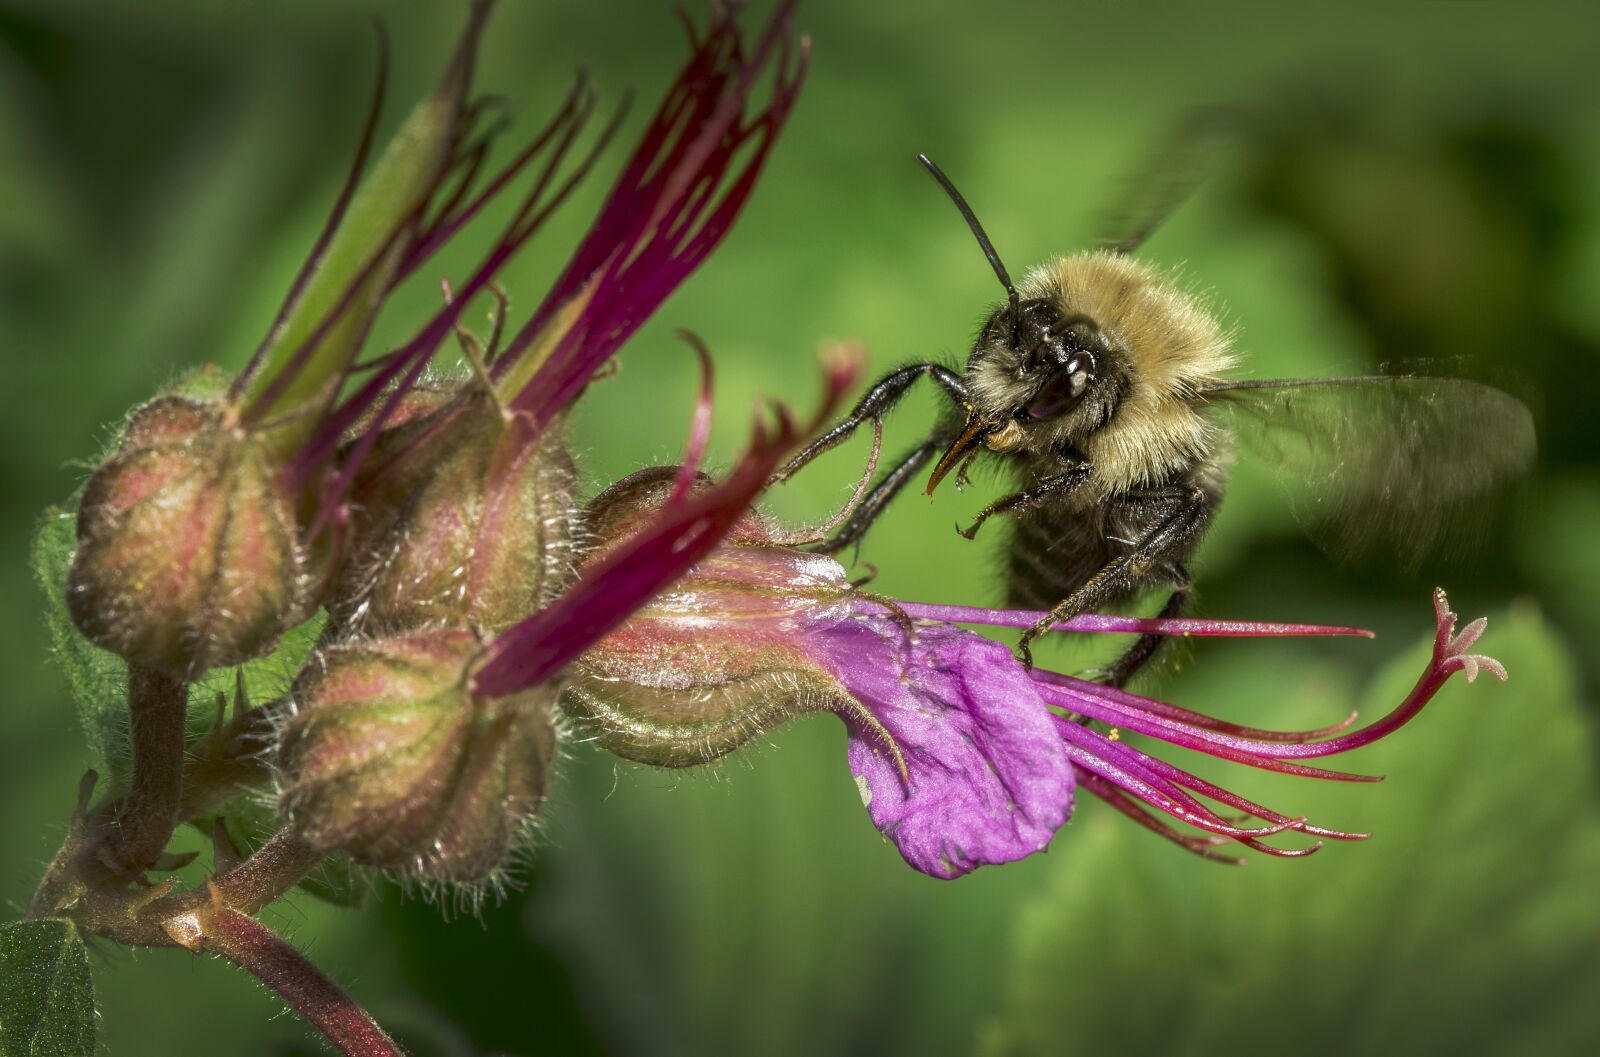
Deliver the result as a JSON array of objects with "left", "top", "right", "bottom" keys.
[{"left": 917, "top": 153, "right": 1020, "bottom": 326}]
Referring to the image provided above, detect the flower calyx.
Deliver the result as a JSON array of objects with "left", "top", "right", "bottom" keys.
[
  {"left": 276, "top": 628, "right": 556, "bottom": 885},
  {"left": 329, "top": 387, "right": 578, "bottom": 637},
  {"left": 68, "top": 396, "right": 306, "bottom": 680},
  {"left": 561, "top": 466, "right": 874, "bottom": 768}
]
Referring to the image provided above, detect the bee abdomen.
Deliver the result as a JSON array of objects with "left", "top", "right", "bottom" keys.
[{"left": 1004, "top": 506, "right": 1109, "bottom": 610}]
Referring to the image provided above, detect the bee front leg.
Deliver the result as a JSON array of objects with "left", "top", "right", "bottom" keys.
[
  {"left": 771, "top": 362, "right": 969, "bottom": 485},
  {"left": 958, "top": 464, "right": 1092, "bottom": 540},
  {"left": 1017, "top": 487, "right": 1208, "bottom": 669},
  {"left": 819, "top": 426, "right": 960, "bottom": 554}
]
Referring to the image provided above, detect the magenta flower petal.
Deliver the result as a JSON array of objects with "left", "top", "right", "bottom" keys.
[
  {"left": 498, "top": 1, "right": 808, "bottom": 431},
  {"left": 807, "top": 617, "right": 1074, "bottom": 879}
]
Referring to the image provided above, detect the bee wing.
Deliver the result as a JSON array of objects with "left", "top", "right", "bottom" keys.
[
  {"left": 1097, "top": 108, "right": 1236, "bottom": 256},
  {"left": 1205, "top": 376, "right": 1535, "bottom": 567}
]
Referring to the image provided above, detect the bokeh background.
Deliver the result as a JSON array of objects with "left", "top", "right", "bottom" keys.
[{"left": 3, "top": 1, "right": 1598, "bottom": 1054}]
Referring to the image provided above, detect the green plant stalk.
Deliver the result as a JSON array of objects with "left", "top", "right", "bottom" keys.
[
  {"left": 238, "top": 0, "right": 492, "bottom": 453},
  {"left": 28, "top": 695, "right": 320, "bottom": 947},
  {"left": 104, "top": 664, "right": 188, "bottom": 873}
]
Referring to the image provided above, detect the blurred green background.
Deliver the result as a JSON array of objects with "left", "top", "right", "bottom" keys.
[{"left": 3, "top": 1, "right": 1598, "bottom": 1055}]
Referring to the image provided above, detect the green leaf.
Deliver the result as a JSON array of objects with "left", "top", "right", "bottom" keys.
[
  {"left": 32, "top": 507, "right": 129, "bottom": 779},
  {"left": 192, "top": 609, "right": 324, "bottom": 726},
  {"left": 981, "top": 604, "right": 1600, "bottom": 1057},
  {"left": 0, "top": 919, "right": 95, "bottom": 1057}
]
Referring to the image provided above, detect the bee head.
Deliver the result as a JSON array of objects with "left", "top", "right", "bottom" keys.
[
  {"left": 970, "top": 299, "right": 1110, "bottom": 424},
  {"left": 994, "top": 301, "right": 1106, "bottom": 419},
  {"left": 914, "top": 153, "right": 1117, "bottom": 492},
  {"left": 926, "top": 301, "right": 1119, "bottom": 493}
]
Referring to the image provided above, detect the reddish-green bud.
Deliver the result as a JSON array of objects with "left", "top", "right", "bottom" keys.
[
  {"left": 68, "top": 396, "right": 305, "bottom": 680},
  {"left": 560, "top": 468, "right": 858, "bottom": 767},
  {"left": 277, "top": 628, "right": 557, "bottom": 884},
  {"left": 332, "top": 389, "right": 577, "bottom": 636}
]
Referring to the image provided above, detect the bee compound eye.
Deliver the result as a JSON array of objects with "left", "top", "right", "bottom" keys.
[{"left": 1024, "top": 364, "right": 1090, "bottom": 421}]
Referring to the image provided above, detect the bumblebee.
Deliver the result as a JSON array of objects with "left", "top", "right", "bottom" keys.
[{"left": 777, "top": 152, "right": 1534, "bottom": 684}]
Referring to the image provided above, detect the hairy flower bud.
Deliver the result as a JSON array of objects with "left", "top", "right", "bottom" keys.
[
  {"left": 68, "top": 395, "right": 305, "bottom": 679},
  {"left": 560, "top": 467, "right": 861, "bottom": 767},
  {"left": 331, "top": 389, "right": 577, "bottom": 636},
  {"left": 277, "top": 628, "right": 557, "bottom": 883}
]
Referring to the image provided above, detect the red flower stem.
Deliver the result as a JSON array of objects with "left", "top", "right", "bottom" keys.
[
  {"left": 200, "top": 907, "right": 404, "bottom": 1057},
  {"left": 33, "top": 826, "right": 327, "bottom": 950},
  {"left": 107, "top": 664, "right": 188, "bottom": 871}
]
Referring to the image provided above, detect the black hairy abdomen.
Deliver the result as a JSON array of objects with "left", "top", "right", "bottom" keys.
[
  {"left": 1003, "top": 482, "right": 1219, "bottom": 611},
  {"left": 1006, "top": 504, "right": 1123, "bottom": 609}
]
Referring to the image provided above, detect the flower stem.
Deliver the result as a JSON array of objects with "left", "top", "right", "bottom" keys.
[
  {"left": 33, "top": 825, "right": 327, "bottom": 949},
  {"left": 158, "top": 828, "right": 328, "bottom": 922},
  {"left": 108, "top": 664, "right": 188, "bottom": 871},
  {"left": 199, "top": 906, "right": 404, "bottom": 1057}
]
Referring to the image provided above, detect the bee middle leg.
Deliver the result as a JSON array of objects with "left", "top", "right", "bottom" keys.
[
  {"left": 958, "top": 464, "right": 1092, "bottom": 540},
  {"left": 1018, "top": 486, "right": 1208, "bottom": 669}
]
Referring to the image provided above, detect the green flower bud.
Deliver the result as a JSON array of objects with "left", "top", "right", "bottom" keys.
[
  {"left": 277, "top": 628, "right": 557, "bottom": 884},
  {"left": 332, "top": 389, "right": 578, "bottom": 636},
  {"left": 68, "top": 396, "right": 305, "bottom": 679},
  {"left": 560, "top": 468, "right": 858, "bottom": 767}
]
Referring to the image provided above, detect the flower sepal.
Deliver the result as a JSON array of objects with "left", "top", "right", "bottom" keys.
[{"left": 329, "top": 387, "right": 577, "bottom": 637}]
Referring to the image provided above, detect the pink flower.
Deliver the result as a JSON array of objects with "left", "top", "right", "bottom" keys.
[{"left": 540, "top": 448, "right": 1505, "bottom": 877}]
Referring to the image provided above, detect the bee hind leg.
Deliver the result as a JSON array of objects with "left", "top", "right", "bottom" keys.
[{"left": 1100, "top": 570, "right": 1192, "bottom": 689}]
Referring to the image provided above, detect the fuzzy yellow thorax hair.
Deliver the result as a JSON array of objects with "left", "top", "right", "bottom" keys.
[{"left": 1026, "top": 251, "right": 1234, "bottom": 494}]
